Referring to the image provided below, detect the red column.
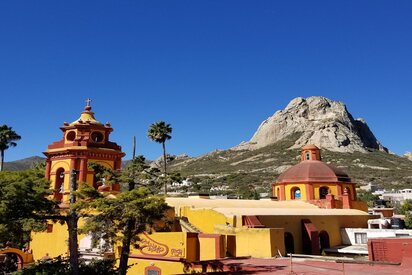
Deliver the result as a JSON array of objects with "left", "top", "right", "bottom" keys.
[
  {"left": 280, "top": 184, "right": 286, "bottom": 200},
  {"left": 114, "top": 158, "right": 122, "bottom": 171},
  {"left": 342, "top": 188, "right": 351, "bottom": 209},
  {"left": 70, "top": 158, "right": 78, "bottom": 173},
  {"left": 79, "top": 158, "right": 87, "bottom": 182},
  {"left": 337, "top": 183, "right": 343, "bottom": 197},
  {"left": 45, "top": 159, "right": 51, "bottom": 181},
  {"left": 305, "top": 183, "right": 314, "bottom": 200}
]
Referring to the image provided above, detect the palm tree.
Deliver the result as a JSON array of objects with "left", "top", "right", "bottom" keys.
[
  {"left": 147, "top": 121, "right": 172, "bottom": 194},
  {"left": 0, "top": 125, "right": 21, "bottom": 172}
]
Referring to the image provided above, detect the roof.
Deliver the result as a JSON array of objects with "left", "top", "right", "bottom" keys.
[
  {"left": 277, "top": 160, "right": 351, "bottom": 183},
  {"left": 165, "top": 197, "right": 369, "bottom": 216},
  {"left": 70, "top": 106, "right": 102, "bottom": 126},
  {"left": 301, "top": 144, "right": 320, "bottom": 150}
]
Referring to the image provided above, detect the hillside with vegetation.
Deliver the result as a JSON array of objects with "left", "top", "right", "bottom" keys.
[
  {"left": 3, "top": 156, "right": 45, "bottom": 171},
  {"left": 169, "top": 132, "right": 412, "bottom": 197}
]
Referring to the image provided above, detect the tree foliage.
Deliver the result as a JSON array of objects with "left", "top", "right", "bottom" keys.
[
  {"left": 17, "top": 257, "right": 119, "bottom": 275},
  {"left": 394, "top": 199, "right": 412, "bottom": 215},
  {"left": 79, "top": 187, "right": 169, "bottom": 249},
  {"left": 357, "top": 190, "right": 380, "bottom": 207},
  {"left": 120, "top": 155, "right": 164, "bottom": 192},
  {"left": 0, "top": 125, "right": 21, "bottom": 171},
  {"left": 0, "top": 168, "right": 56, "bottom": 248},
  {"left": 147, "top": 121, "right": 172, "bottom": 194}
]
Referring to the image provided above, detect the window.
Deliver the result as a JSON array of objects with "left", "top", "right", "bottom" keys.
[
  {"left": 319, "top": 187, "right": 329, "bottom": 199},
  {"left": 66, "top": 131, "right": 76, "bottom": 141},
  {"left": 305, "top": 151, "right": 310, "bottom": 160},
  {"left": 354, "top": 233, "right": 367, "bottom": 244},
  {"left": 47, "top": 224, "right": 53, "bottom": 233},
  {"left": 91, "top": 132, "right": 104, "bottom": 142},
  {"left": 145, "top": 266, "right": 161, "bottom": 275},
  {"left": 291, "top": 187, "right": 301, "bottom": 200}
]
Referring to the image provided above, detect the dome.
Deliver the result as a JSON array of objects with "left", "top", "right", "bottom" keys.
[
  {"left": 277, "top": 160, "right": 351, "bottom": 183},
  {"left": 70, "top": 105, "right": 102, "bottom": 126}
]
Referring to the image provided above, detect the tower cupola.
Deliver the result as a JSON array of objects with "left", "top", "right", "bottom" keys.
[{"left": 300, "top": 144, "right": 321, "bottom": 161}]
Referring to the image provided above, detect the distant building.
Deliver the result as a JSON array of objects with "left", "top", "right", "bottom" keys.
[
  {"left": 273, "top": 144, "right": 366, "bottom": 211},
  {"left": 380, "top": 189, "right": 412, "bottom": 204}
]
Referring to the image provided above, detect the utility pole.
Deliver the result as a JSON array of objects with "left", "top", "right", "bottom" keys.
[{"left": 68, "top": 169, "right": 79, "bottom": 275}]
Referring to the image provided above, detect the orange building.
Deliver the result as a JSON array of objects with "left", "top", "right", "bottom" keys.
[
  {"left": 273, "top": 144, "right": 366, "bottom": 211},
  {"left": 44, "top": 99, "right": 125, "bottom": 203}
]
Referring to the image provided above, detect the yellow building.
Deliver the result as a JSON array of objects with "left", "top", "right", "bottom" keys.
[
  {"left": 44, "top": 99, "right": 125, "bottom": 203},
  {"left": 29, "top": 103, "right": 375, "bottom": 274}
]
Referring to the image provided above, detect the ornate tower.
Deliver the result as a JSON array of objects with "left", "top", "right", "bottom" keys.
[{"left": 44, "top": 99, "right": 125, "bottom": 203}]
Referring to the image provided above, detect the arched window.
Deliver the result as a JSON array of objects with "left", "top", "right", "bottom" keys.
[
  {"left": 319, "top": 230, "right": 330, "bottom": 252},
  {"left": 54, "top": 168, "right": 65, "bottom": 202},
  {"left": 284, "top": 232, "right": 295, "bottom": 254},
  {"left": 291, "top": 187, "right": 301, "bottom": 200},
  {"left": 319, "top": 186, "right": 329, "bottom": 199}
]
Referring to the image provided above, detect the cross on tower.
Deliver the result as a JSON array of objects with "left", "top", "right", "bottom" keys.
[{"left": 85, "top": 98, "right": 92, "bottom": 107}]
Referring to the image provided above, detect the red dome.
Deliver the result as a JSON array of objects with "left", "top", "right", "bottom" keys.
[{"left": 277, "top": 160, "right": 351, "bottom": 183}]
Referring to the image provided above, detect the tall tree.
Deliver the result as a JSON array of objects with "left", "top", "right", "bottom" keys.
[
  {"left": 0, "top": 125, "right": 21, "bottom": 172},
  {"left": 79, "top": 187, "right": 169, "bottom": 275},
  {"left": 147, "top": 121, "right": 172, "bottom": 194}
]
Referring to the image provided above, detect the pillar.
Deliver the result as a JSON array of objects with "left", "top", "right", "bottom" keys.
[
  {"left": 279, "top": 184, "right": 286, "bottom": 200},
  {"left": 45, "top": 159, "right": 51, "bottom": 181},
  {"left": 78, "top": 158, "right": 87, "bottom": 182},
  {"left": 342, "top": 188, "right": 351, "bottom": 209}
]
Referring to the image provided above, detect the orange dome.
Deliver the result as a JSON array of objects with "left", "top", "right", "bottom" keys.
[{"left": 277, "top": 160, "right": 351, "bottom": 183}]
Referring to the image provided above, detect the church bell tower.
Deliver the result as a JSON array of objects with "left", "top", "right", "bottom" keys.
[{"left": 44, "top": 99, "right": 125, "bottom": 203}]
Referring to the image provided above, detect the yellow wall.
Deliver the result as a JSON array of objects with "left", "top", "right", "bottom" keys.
[
  {"left": 312, "top": 183, "right": 338, "bottom": 199},
  {"left": 130, "top": 232, "right": 187, "bottom": 259},
  {"left": 214, "top": 225, "right": 284, "bottom": 258},
  {"left": 285, "top": 183, "right": 307, "bottom": 200},
  {"left": 199, "top": 237, "right": 217, "bottom": 260},
  {"left": 128, "top": 258, "right": 185, "bottom": 275},
  {"left": 31, "top": 219, "right": 89, "bottom": 261},
  {"left": 258, "top": 214, "right": 371, "bottom": 254},
  {"left": 31, "top": 222, "right": 69, "bottom": 260},
  {"left": 283, "top": 183, "right": 356, "bottom": 201},
  {"left": 179, "top": 207, "right": 232, "bottom": 233}
]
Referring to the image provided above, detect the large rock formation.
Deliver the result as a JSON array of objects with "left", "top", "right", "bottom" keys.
[{"left": 234, "top": 96, "right": 387, "bottom": 153}]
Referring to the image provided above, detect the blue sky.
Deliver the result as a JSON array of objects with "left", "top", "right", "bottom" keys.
[{"left": 1, "top": 1, "right": 412, "bottom": 161}]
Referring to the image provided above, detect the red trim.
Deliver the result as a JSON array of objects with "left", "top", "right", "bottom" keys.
[
  {"left": 129, "top": 254, "right": 183, "bottom": 262},
  {"left": 45, "top": 159, "right": 51, "bottom": 180},
  {"left": 79, "top": 158, "right": 87, "bottom": 182}
]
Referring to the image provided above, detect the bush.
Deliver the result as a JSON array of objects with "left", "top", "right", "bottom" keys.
[{"left": 17, "top": 256, "right": 120, "bottom": 275}]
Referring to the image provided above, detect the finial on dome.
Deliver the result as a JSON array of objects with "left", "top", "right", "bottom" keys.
[{"left": 85, "top": 98, "right": 92, "bottom": 111}]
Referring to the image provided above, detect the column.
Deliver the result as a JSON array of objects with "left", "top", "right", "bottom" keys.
[
  {"left": 79, "top": 158, "right": 87, "bottom": 182},
  {"left": 45, "top": 159, "right": 51, "bottom": 181}
]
